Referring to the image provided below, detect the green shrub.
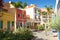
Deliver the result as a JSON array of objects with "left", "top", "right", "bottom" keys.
[
  {"left": 13, "top": 27, "right": 34, "bottom": 40},
  {"left": 0, "top": 27, "right": 34, "bottom": 40},
  {"left": 0, "top": 30, "right": 15, "bottom": 40},
  {"left": 50, "top": 15, "right": 60, "bottom": 31}
]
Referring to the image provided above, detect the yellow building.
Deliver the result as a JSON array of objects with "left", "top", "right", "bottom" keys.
[
  {"left": 0, "top": 2, "right": 15, "bottom": 30},
  {"left": 0, "top": 11, "right": 15, "bottom": 30}
]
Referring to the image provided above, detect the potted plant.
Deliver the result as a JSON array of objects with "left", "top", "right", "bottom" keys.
[{"left": 50, "top": 15, "right": 60, "bottom": 40}]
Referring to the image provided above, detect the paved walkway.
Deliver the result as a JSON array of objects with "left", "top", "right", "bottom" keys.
[{"left": 33, "top": 31, "right": 58, "bottom": 40}]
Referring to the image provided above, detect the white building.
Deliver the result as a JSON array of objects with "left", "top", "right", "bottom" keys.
[
  {"left": 25, "top": 4, "right": 40, "bottom": 28},
  {"left": 25, "top": 4, "right": 37, "bottom": 20},
  {"left": 25, "top": 4, "right": 54, "bottom": 28}
]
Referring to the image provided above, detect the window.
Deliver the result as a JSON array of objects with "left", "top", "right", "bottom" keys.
[
  {"left": 23, "top": 14, "right": 25, "bottom": 18},
  {"left": 35, "top": 8, "right": 37, "bottom": 13},
  {"left": 18, "top": 14, "right": 20, "bottom": 17},
  {"left": 7, "top": 21, "right": 10, "bottom": 29},
  {"left": 0, "top": 21, "right": 3, "bottom": 28},
  {"left": 12, "top": 21, "right": 14, "bottom": 26}
]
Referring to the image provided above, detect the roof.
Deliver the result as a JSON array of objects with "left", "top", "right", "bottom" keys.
[
  {"left": 2, "top": 3, "right": 10, "bottom": 10},
  {"left": 25, "top": 4, "right": 36, "bottom": 9}
]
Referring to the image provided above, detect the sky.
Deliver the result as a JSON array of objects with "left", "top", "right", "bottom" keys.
[{"left": 4, "top": 0, "right": 56, "bottom": 8}]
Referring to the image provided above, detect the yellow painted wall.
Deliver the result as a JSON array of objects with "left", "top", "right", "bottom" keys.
[{"left": 0, "top": 12, "right": 15, "bottom": 30}]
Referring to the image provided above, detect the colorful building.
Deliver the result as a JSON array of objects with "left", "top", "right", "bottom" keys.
[
  {"left": 0, "top": 0, "right": 54, "bottom": 30},
  {"left": 0, "top": 1, "right": 27, "bottom": 30},
  {"left": 38, "top": 8, "right": 54, "bottom": 29},
  {"left": 25, "top": 4, "right": 54, "bottom": 28},
  {"left": 0, "top": 1, "right": 15, "bottom": 30},
  {"left": 0, "top": 12, "right": 15, "bottom": 30},
  {"left": 25, "top": 4, "right": 39, "bottom": 28},
  {"left": 25, "top": 4, "right": 36, "bottom": 20},
  {"left": 16, "top": 8, "right": 26, "bottom": 28}
]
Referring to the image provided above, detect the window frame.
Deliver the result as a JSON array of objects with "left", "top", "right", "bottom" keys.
[{"left": 12, "top": 21, "right": 14, "bottom": 26}]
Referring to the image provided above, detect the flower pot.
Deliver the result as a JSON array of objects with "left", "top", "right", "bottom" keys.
[{"left": 58, "top": 32, "right": 60, "bottom": 40}]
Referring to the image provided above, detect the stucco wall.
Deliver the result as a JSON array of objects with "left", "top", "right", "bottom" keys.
[
  {"left": 0, "top": 12, "right": 15, "bottom": 30},
  {"left": 26, "top": 7, "right": 35, "bottom": 19}
]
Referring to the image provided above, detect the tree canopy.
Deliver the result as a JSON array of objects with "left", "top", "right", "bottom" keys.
[
  {"left": 11, "top": 1, "right": 27, "bottom": 8},
  {"left": 45, "top": 5, "right": 53, "bottom": 14}
]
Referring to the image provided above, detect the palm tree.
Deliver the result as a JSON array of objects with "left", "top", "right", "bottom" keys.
[
  {"left": 11, "top": 1, "right": 27, "bottom": 8},
  {"left": 45, "top": 5, "right": 53, "bottom": 24},
  {"left": 11, "top": 1, "right": 22, "bottom": 8},
  {"left": 44, "top": 5, "right": 53, "bottom": 36},
  {"left": 45, "top": 5, "right": 53, "bottom": 16},
  {"left": 22, "top": 2, "right": 27, "bottom": 8}
]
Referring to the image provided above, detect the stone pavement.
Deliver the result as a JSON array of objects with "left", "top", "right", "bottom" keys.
[{"left": 33, "top": 31, "right": 58, "bottom": 40}]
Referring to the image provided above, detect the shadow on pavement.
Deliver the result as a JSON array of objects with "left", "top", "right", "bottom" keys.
[
  {"left": 33, "top": 36, "right": 44, "bottom": 40},
  {"left": 35, "top": 38, "right": 44, "bottom": 40}
]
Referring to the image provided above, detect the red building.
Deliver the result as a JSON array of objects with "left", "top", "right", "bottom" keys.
[{"left": 16, "top": 9, "right": 26, "bottom": 28}]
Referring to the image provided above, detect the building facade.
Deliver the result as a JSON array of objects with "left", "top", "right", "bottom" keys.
[
  {"left": 16, "top": 9, "right": 26, "bottom": 28},
  {"left": 25, "top": 4, "right": 40, "bottom": 28},
  {"left": 0, "top": 1, "right": 15, "bottom": 30},
  {"left": 0, "top": 12, "right": 15, "bottom": 30},
  {"left": 25, "top": 4, "right": 54, "bottom": 29}
]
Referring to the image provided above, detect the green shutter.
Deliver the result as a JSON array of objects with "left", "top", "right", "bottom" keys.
[
  {"left": 12, "top": 21, "right": 14, "bottom": 26},
  {"left": 7, "top": 21, "right": 10, "bottom": 29},
  {"left": 0, "top": 21, "right": 3, "bottom": 28}
]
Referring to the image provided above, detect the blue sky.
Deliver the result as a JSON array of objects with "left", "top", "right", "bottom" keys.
[{"left": 4, "top": 0, "right": 56, "bottom": 8}]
